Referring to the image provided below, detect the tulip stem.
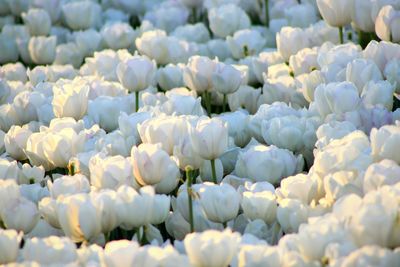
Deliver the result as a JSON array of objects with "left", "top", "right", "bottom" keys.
[
  {"left": 135, "top": 91, "right": 139, "bottom": 112},
  {"left": 186, "top": 168, "right": 195, "bottom": 233},
  {"left": 264, "top": 0, "right": 269, "bottom": 28},
  {"left": 222, "top": 94, "right": 227, "bottom": 113},
  {"left": 136, "top": 227, "right": 141, "bottom": 243},
  {"left": 223, "top": 221, "right": 227, "bottom": 228},
  {"left": 203, "top": 91, "right": 212, "bottom": 116},
  {"left": 338, "top": 26, "right": 344, "bottom": 44},
  {"left": 210, "top": 159, "right": 217, "bottom": 184}
]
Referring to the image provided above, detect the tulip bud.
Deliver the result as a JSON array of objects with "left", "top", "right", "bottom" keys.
[
  {"left": 131, "top": 143, "right": 180, "bottom": 186},
  {"left": 0, "top": 229, "right": 22, "bottom": 264},
  {"left": 1, "top": 197, "right": 40, "bottom": 234}
]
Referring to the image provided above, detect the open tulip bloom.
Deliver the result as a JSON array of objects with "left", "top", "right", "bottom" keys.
[{"left": 2, "top": 0, "right": 400, "bottom": 265}]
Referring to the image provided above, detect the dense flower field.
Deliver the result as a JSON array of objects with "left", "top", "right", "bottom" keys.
[{"left": 1, "top": 0, "right": 400, "bottom": 266}]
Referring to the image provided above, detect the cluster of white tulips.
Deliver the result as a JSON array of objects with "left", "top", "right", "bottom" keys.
[{"left": 1, "top": 0, "right": 400, "bottom": 266}]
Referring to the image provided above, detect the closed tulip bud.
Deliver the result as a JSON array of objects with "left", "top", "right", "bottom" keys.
[
  {"left": 22, "top": 236, "right": 78, "bottom": 265},
  {"left": 189, "top": 117, "right": 228, "bottom": 160},
  {"left": 156, "top": 64, "right": 185, "bottom": 91},
  {"left": 28, "top": 36, "right": 57, "bottom": 65},
  {"left": 1, "top": 197, "right": 40, "bottom": 234},
  {"left": 115, "top": 186, "right": 152, "bottom": 229},
  {"left": 22, "top": 8, "right": 51, "bottom": 36},
  {"left": 56, "top": 193, "right": 102, "bottom": 243},
  {"left": 212, "top": 62, "right": 244, "bottom": 95},
  {"left": 316, "top": 0, "right": 352, "bottom": 27},
  {"left": 183, "top": 56, "right": 218, "bottom": 94},
  {"left": 90, "top": 190, "right": 120, "bottom": 234},
  {"left": 39, "top": 197, "right": 61, "bottom": 229},
  {"left": 277, "top": 27, "right": 311, "bottom": 62},
  {"left": 198, "top": 183, "right": 240, "bottom": 224},
  {"left": 241, "top": 191, "right": 277, "bottom": 224},
  {"left": 208, "top": 4, "right": 250, "bottom": 38},
  {"left": 117, "top": 55, "right": 157, "bottom": 93},
  {"left": 184, "top": 229, "right": 240, "bottom": 267},
  {"left": 4, "top": 125, "right": 32, "bottom": 160},
  {"left": 61, "top": 1, "right": 101, "bottom": 30},
  {"left": 0, "top": 229, "right": 22, "bottom": 264},
  {"left": 375, "top": 5, "right": 400, "bottom": 42},
  {"left": 351, "top": 0, "right": 375, "bottom": 32},
  {"left": 131, "top": 143, "right": 180, "bottom": 186}
]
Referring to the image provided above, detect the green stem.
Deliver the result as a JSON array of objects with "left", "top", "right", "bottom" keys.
[
  {"left": 264, "top": 0, "right": 269, "bottom": 28},
  {"left": 339, "top": 26, "right": 344, "bottom": 44},
  {"left": 222, "top": 94, "right": 227, "bottom": 113},
  {"left": 186, "top": 169, "right": 194, "bottom": 233},
  {"left": 135, "top": 91, "right": 139, "bottom": 112},
  {"left": 136, "top": 227, "right": 141, "bottom": 243},
  {"left": 210, "top": 159, "right": 217, "bottom": 184},
  {"left": 105, "top": 232, "right": 111, "bottom": 242},
  {"left": 223, "top": 221, "right": 227, "bottom": 228},
  {"left": 203, "top": 91, "right": 212, "bottom": 116}
]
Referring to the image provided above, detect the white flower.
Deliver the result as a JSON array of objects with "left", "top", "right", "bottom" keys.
[
  {"left": 212, "top": 62, "right": 245, "bottom": 95},
  {"left": 371, "top": 124, "right": 400, "bottom": 164},
  {"left": 384, "top": 58, "right": 400, "bottom": 93},
  {"left": 183, "top": 55, "right": 218, "bottom": 94},
  {"left": 235, "top": 144, "right": 304, "bottom": 185},
  {"left": 4, "top": 125, "right": 32, "bottom": 160},
  {"left": 361, "top": 80, "right": 395, "bottom": 110},
  {"left": 208, "top": 4, "right": 250, "bottom": 38},
  {"left": 316, "top": 0, "right": 352, "bottom": 27},
  {"left": 131, "top": 143, "right": 180, "bottom": 186},
  {"left": 227, "top": 29, "right": 266, "bottom": 59},
  {"left": 241, "top": 191, "right": 277, "bottom": 224},
  {"left": 48, "top": 174, "right": 90, "bottom": 199},
  {"left": 1, "top": 197, "right": 40, "bottom": 234},
  {"left": 375, "top": 5, "right": 400, "bottom": 42},
  {"left": 21, "top": 236, "right": 78, "bottom": 265},
  {"left": 156, "top": 63, "right": 185, "bottom": 91},
  {"left": 101, "top": 22, "right": 137, "bottom": 50},
  {"left": 117, "top": 55, "right": 156, "bottom": 92},
  {"left": 228, "top": 85, "right": 261, "bottom": 114},
  {"left": 198, "top": 183, "right": 240, "bottom": 223},
  {"left": 0, "top": 229, "right": 22, "bottom": 264},
  {"left": 72, "top": 29, "right": 102, "bottom": 57},
  {"left": 363, "top": 160, "right": 400, "bottom": 193},
  {"left": 346, "top": 58, "right": 383, "bottom": 93},
  {"left": 28, "top": 36, "right": 56, "bottom": 65},
  {"left": 144, "top": 5, "right": 189, "bottom": 33},
  {"left": 285, "top": 3, "right": 318, "bottom": 28},
  {"left": 52, "top": 81, "right": 89, "bottom": 120},
  {"left": 22, "top": 8, "right": 51, "bottom": 36},
  {"left": 276, "top": 173, "right": 320, "bottom": 205},
  {"left": 189, "top": 117, "right": 228, "bottom": 160},
  {"left": 277, "top": 27, "right": 311, "bottom": 62},
  {"left": 89, "top": 153, "right": 136, "bottom": 190},
  {"left": 136, "top": 30, "right": 191, "bottom": 65},
  {"left": 56, "top": 193, "right": 102, "bottom": 242},
  {"left": 171, "top": 23, "right": 210, "bottom": 43},
  {"left": 184, "top": 229, "right": 241, "bottom": 267},
  {"left": 62, "top": 1, "right": 101, "bottom": 30},
  {"left": 313, "top": 82, "right": 361, "bottom": 118},
  {"left": 351, "top": 0, "right": 375, "bottom": 32}
]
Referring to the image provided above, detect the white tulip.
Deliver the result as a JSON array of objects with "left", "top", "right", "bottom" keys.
[
  {"left": 0, "top": 229, "right": 22, "bottom": 264},
  {"left": 212, "top": 62, "right": 244, "bottom": 95},
  {"left": 371, "top": 124, "right": 400, "bottom": 164},
  {"left": 22, "top": 8, "right": 51, "bottom": 36},
  {"left": 56, "top": 193, "right": 102, "bottom": 243},
  {"left": 375, "top": 5, "right": 400, "bottom": 42},
  {"left": 361, "top": 80, "right": 395, "bottom": 110},
  {"left": 242, "top": 191, "right": 277, "bottom": 224},
  {"left": 101, "top": 22, "right": 136, "bottom": 50},
  {"left": 4, "top": 125, "right": 32, "bottom": 160},
  {"left": 189, "top": 117, "right": 228, "bottom": 160},
  {"left": 28, "top": 36, "right": 56, "bottom": 65},
  {"left": 1, "top": 197, "right": 40, "bottom": 234},
  {"left": 208, "top": 4, "right": 250, "bottom": 38},
  {"left": 277, "top": 27, "right": 311, "bottom": 62},
  {"left": 48, "top": 174, "right": 90, "bottom": 199},
  {"left": 183, "top": 55, "right": 218, "bottom": 94},
  {"left": 316, "top": 0, "right": 352, "bottom": 27},
  {"left": 62, "top": 1, "right": 101, "bottom": 30},
  {"left": 22, "top": 236, "right": 78, "bottom": 265},
  {"left": 131, "top": 143, "right": 180, "bottom": 186},
  {"left": 184, "top": 229, "right": 240, "bottom": 267}
]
